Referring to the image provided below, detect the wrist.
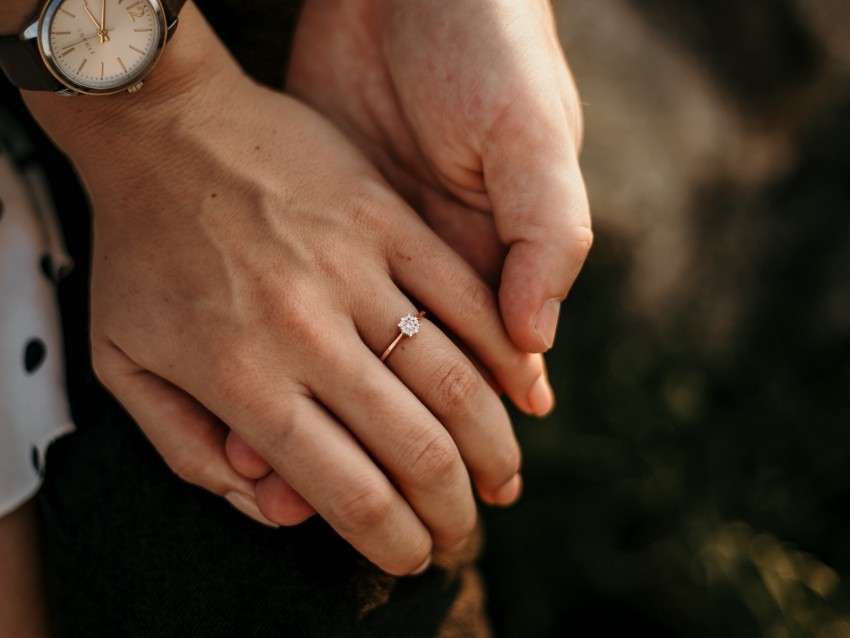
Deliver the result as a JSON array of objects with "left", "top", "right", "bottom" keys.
[
  {"left": 0, "top": 1, "right": 39, "bottom": 35},
  {"left": 21, "top": 2, "right": 249, "bottom": 177}
]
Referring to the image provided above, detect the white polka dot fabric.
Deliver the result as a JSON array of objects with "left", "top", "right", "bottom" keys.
[{"left": 0, "top": 117, "right": 75, "bottom": 517}]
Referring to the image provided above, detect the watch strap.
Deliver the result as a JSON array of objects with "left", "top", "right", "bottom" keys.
[
  {"left": 161, "top": 0, "right": 188, "bottom": 26},
  {"left": 0, "top": 0, "right": 187, "bottom": 92},
  {"left": 0, "top": 33, "right": 63, "bottom": 91}
]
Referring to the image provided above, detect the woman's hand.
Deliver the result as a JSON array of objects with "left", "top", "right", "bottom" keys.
[{"left": 25, "top": 3, "right": 547, "bottom": 575}]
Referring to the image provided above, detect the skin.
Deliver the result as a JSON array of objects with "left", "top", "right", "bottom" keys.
[
  {"left": 0, "top": 3, "right": 37, "bottom": 31},
  {"left": 3, "top": 0, "right": 589, "bottom": 586},
  {"left": 20, "top": 3, "right": 556, "bottom": 576},
  {"left": 287, "top": 0, "right": 592, "bottom": 348},
  {"left": 0, "top": 500, "right": 50, "bottom": 638},
  {"left": 0, "top": 11, "right": 51, "bottom": 636},
  {"left": 227, "top": 0, "right": 591, "bottom": 523}
]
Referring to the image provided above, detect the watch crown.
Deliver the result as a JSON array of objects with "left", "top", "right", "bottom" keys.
[{"left": 127, "top": 81, "right": 145, "bottom": 93}]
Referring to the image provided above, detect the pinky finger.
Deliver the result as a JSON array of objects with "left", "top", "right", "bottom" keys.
[{"left": 93, "top": 344, "right": 278, "bottom": 528}]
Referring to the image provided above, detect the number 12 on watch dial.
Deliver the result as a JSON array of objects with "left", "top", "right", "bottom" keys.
[{"left": 40, "top": 0, "right": 167, "bottom": 94}]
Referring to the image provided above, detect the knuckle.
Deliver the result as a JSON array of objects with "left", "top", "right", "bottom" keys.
[
  {"left": 470, "top": 278, "right": 498, "bottom": 311},
  {"left": 207, "top": 350, "right": 262, "bottom": 404},
  {"left": 331, "top": 477, "right": 395, "bottom": 534},
  {"left": 343, "top": 181, "right": 396, "bottom": 236},
  {"left": 564, "top": 89, "right": 584, "bottom": 152},
  {"left": 433, "top": 359, "right": 481, "bottom": 416},
  {"left": 571, "top": 223, "right": 594, "bottom": 259},
  {"left": 405, "top": 431, "right": 459, "bottom": 487},
  {"left": 268, "top": 282, "right": 321, "bottom": 340},
  {"left": 457, "top": 278, "right": 499, "bottom": 324},
  {"left": 548, "top": 213, "right": 593, "bottom": 272}
]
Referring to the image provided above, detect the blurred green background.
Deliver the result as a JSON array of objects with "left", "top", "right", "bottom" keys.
[{"left": 479, "top": 1, "right": 850, "bottom": 636}]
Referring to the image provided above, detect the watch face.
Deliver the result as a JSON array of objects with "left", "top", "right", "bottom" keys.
[{"left": 39, "top": 0, "right": 167, "bottom": 94}]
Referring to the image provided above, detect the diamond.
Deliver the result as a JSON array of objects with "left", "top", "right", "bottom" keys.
[{"left": 398, "top": 314, "right": 421, "bottom": 337}]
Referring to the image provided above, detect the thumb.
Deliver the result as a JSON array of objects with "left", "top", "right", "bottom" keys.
[
  {"left": 92, "top": 343, "right": 278, "bottom": 527},
  {"left": 225, "top": 431, "right": 317, "bottom": 525},
  {"left": 484, "top": 116, "right": 592, "bottom": 354}
]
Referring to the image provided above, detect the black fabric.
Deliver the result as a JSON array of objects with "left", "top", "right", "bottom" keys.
[
  {"left": 201, "top": 0, "right": 304, "bottom": 89},
  {"left": 0, "top": 1, "right": 470, "bottom": 635},
  {"left": 40, "top": 392, "right": 460, "bottom": 638}
]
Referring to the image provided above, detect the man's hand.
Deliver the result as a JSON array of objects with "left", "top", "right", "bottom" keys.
[
  {"left": 24, "top": 3, "right": 545, "bottom": 575},
  {"left": 288, "top": 0, "right": 592, "bottom": 356}
]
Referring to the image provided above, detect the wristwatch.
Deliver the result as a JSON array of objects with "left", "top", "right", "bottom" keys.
[{"left": 0, "top": 0, "right": 187, "bottom": 95}]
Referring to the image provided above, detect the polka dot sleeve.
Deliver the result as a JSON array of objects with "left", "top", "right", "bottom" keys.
[{"left": 0, "top": 116, "right": 75, "bottom": 518}]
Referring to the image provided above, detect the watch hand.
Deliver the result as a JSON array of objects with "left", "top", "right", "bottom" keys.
[
  {"left": 61, "top": 32, "right": 102, "bottom": 50},
  {"left": 82, "top": 3, "right": 101, "bottom": 31},
  {"left": 100, "top": 0, "right": 109, "bottom": 43}
]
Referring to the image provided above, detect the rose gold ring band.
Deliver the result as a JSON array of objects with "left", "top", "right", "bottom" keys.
[{"left": 380, "top": 311, "right": 426, "bottom": 363}]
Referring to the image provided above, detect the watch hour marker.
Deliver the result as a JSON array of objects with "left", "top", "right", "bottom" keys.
[
  {"left": 60, "top": 8, "right": 75, "bottom": 17},
  {"left": 101, "top": 62, "right": 104, "bottom": 79},
  {"left": 54, "top": 31, "right": 71, "bottom": 35},
  {"left": 61, "top": 47, "right": 75, "bottom": 56},
  {"left": 77, "top": 58, "right": 87, "bottom": 73},
  {"left": 117, "top": 56, "right": 126, "bottom": 72},
  {"left": 134, "top": 28, "right": 152, "bottom": 32},
  {"left": 129, "top": 45, "right": 144, "bottom": 54}
]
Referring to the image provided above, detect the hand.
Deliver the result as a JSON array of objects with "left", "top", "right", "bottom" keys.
[
  {"left": 82, "top": 1, "right": 101, "bottom": 31},
  {"left": 287, "top": 0, "right": 592, "bottom": 355},
  {"left": 24, "top": 3, "right": 545, "bottom": 575},
  {"left": 227, "top": 0, "right": 577, "bottom": 530}
]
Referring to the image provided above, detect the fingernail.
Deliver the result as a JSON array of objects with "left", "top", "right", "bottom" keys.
[
  {"left": 528, "top": 374, "right": 555, "bottom": 417},
  {"left": 225, "top": 491, "right": 279, "bottom": 528},
  {"left": 534, "top": 299, "right": 561, "bottom": 350},
  {"left": 411, "top": 556, "right": 432, "bottom": 576},
  {"left": 493, "top": 474, "right": 523, "bottom": 506}
]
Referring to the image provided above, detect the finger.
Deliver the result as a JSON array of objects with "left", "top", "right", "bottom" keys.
[
  {"left": 92, "top": 343, "right": 278, "bottom": 528},
  {"left": 483, "top": 106, "right": 593, "bottom": 354},
  {"left": 204, "top": 383, "right": 433, "bottom": 576},
  {"left": 227, "top": 431, "right": 317, "bottom": 525},
  {"left": 225, "top": 430, "right": 273, "bottom": 479},
  {"left": 308, "top": 326, "right": 477, "bottom": 549},
  {"left": 417, "top": 188, "right": 505, "bottom": 289},
  {"left": 373, "top": 157, "right": 506, "bottom": 290},
  {"left": 388, "top": 217, "right": 555, "bottom": 417},
  {"left": 254, "top": 471, "right": 316, "bottom": 526},
  {"left": 354, "top": 296, "right": 522, "bottom": 506}
]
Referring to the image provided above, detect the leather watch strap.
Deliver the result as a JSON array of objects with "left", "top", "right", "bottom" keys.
[
  {"left": 0, "top": 0, "right": 187, "bottom": 92},
  {"left": 160, "top": 0, "right": 188, "bottom": 25},
  {"left": 0, "top": 34, "right": 63, "bottom": 91}
]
